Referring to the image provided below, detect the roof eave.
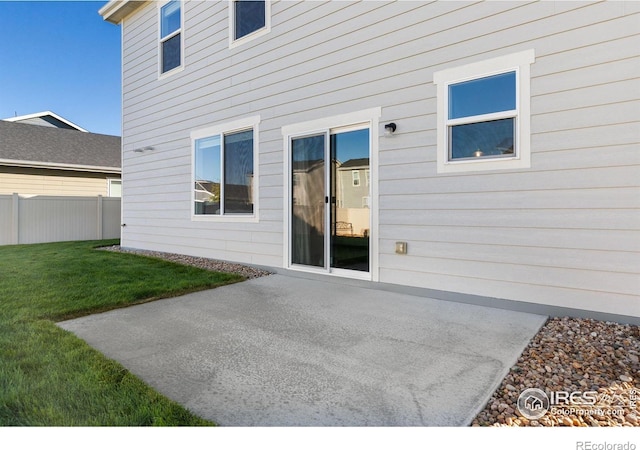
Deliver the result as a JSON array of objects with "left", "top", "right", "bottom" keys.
[
  {"left": 99, "top": 0, "right": 147, "bottom": 25},
  {"left": 0, "top": 159, "right": 121, "bottom": 174},
  {"left": 3, "top": 111, "right": 88, "bottom": 132}
]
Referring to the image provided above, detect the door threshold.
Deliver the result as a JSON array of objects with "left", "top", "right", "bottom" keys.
[{"left": 287, "top": 265, "right": 371, "bottom": 282}]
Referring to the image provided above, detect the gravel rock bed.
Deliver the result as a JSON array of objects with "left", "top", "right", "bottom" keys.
[
  {"left": 99, "top": 245, "right": 272, "bottom": 279},
  {"left": 472, "top": 317, "right": 639, "bottom": 427}
]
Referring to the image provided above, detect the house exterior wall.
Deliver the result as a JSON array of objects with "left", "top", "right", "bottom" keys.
[
  {"left": 0, "top": 166, "right": 118, "bottom": 197},
  {"left": 118, "top": 1, "right": 640, "bottom": 317}
]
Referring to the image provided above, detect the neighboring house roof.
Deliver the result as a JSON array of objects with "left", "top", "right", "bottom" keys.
[
  {"left": 3, "top": 111, "right": 88, "bottom": 132},
  {"left": 0, "top": 120, "right": 121, "bottom": 173},
  {"left": 339, "top": 158, "right": 370, "bottom": 169}
]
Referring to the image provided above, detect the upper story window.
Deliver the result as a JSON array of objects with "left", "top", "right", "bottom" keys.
[
  {"left": 434, "top": 49, "right": 535, "bottom": 173},
  {"left": 192, "top": 116, "right": 260, "bottom": 220},
  {"left": 160, "top": 0, "right": 182, "bottom": 75},
  {"left": 229, "top": 1, "right": 270, "bottom": 48},
  {"left": 352, "top": 170, "right": 360, "bottom": 187}
]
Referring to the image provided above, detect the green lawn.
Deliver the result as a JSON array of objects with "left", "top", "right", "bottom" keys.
[{"left": 0, "top": 239, "right": 244, "bottom": 426}]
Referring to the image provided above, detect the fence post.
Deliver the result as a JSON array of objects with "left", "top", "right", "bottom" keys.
[
  {"left": 97, "top": 195, "right": 103, "bottom": 240},
  {"left": 11, "top": 193, "right": 19, "bottom": 244}
]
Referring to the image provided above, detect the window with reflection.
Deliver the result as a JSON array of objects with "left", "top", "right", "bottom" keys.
[
  {"left": 194, "top": 129, "right": 254, "bottom": 216},
  {"left": 160, "top": 0, "right": 182, "bottom": 74},
  {"left": 433, "top": 49, "right": 534, "bottom": 173},
  {"left": 448, "top": 72, "right": 516, "bottom": 160},
  {"left": 233, "top": 1, "right": 266, "bottom": 41}
]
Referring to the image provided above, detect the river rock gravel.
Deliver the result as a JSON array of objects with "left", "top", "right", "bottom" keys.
[
  {"left": 472, "top": 316, "right": 639, "bottom": 427},
  {"left": 99, "top": 245, "right": 272, "bottom": 279}
]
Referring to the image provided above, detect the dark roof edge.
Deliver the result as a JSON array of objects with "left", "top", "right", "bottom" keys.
[{"left": 0, "top": 158, "right": 121, "bottom": 174}]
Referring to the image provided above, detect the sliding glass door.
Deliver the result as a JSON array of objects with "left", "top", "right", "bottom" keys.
[
  {"left": 330, "top": 128, "right": 370, "bottom": 272},
  {"left": 291, "top": 134, "right": 326, "bottom": 267},
  {"left": 290, "top": 126, "right": 370, "bottom": 275}
]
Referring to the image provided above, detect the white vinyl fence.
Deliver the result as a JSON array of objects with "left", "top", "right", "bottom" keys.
[{"left": 0, "top": 194, "right": 121, "bottom": 245}]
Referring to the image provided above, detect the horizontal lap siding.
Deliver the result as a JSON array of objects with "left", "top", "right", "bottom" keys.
[
  {"left": 0, "top": 168, "right": 113, "bottom": 197},
  {"left": 376, "top": 2, "right": 640, "bottom": 316},
  {"left": 120, "top": 1, "right": 639, "bottom": 315}
]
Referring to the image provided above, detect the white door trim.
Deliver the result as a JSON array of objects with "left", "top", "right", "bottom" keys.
[{"left": 282, "top": 107, "right": 381, "bottom": 281}]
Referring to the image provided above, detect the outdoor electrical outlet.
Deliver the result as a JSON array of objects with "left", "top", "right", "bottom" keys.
[{"left": 395, "top": 242, "right": 407, "bottom": 254}]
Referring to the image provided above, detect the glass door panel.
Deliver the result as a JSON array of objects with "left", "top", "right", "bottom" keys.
[
  {"left": 291, "top": 134, "right": 326, "bottom": 268},
  {"left": 330, "top": 128, "right": 370, "bottom": 272}
]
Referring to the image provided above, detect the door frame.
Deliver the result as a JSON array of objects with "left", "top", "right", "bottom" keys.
[{"left": 282, "top": 107, "right": 381, "bottom": 281}]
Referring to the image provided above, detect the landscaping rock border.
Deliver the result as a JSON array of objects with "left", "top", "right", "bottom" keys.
[
  {"left": 99, "top": 245, "right": 272, "bottom": 279},
  {"left": 472, "top": 317, "right": 639, "bottom": 427}
]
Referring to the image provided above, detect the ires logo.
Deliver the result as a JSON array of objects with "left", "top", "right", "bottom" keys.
[
  {"left": 517, "top": 388, "right": 550, "bottom": 420},
  {"left": 517, "top": 389, "right": 601, "bottom": 420},
  {"left": 548, "top": 390, "right": 598, "bottom": 406}
]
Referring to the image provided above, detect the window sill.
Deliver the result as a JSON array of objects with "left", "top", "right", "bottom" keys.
[
  {"left": 191, "top": 214, "right": 259, "bottom": 223},
  {"left": 158, "top": 65, "right": 184, "bottom": 80},
  {"left": 437, "top": 154, "right": 530, "bottom": 174},
  {"left": 229, "top": 26, "right": 270, "bottom": 49}
]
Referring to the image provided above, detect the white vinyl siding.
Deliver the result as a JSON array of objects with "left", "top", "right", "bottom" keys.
[
  {"left": 0, "top": 168, "right": 115, "bottom": 197},
  {"left": 119, "top": 1, "right": 640, "bottom": 316}
]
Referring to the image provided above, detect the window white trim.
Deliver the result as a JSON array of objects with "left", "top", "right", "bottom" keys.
[
  {"left": 107, "top": 178, "right": 122, "bottom": 197},
  {"left": 228, "top": 0, "right": 271, "bottom": 49},
  {"left": 158, "top": 0, "right": 184, "bottom": 79},
  {"left": 433, "top": 49, "right": 535, "bottom": 173},
  {"left": 352, "top": 170, "right": 360, "bottom": 187},
  {"left": 191, "top": 115, "right": 260, "bottom": 222}
]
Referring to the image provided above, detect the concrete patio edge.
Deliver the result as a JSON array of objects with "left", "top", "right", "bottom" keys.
[{"left": 59, "top": 274, "right": 548, "bottom": 426}]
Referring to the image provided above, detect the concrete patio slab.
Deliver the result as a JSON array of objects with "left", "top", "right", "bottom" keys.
[{"left": 58, "top": 274, "right": 546, "bottom": 426}]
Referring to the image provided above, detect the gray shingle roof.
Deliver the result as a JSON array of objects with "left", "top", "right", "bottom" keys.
[
  {"left": 339, "top": 158, "right": 369, "bottom": 168},
  {"left": 0, "top": 120, "right": 121, "bottom": 171}
]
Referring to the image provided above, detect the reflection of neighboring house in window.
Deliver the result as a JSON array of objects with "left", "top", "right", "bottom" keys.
[
  {"left": 194, "top": 178, "right": 253, "bottom": 215},
  {"left": 351, "top": 170, "right": 360, "bottom": 187},
  {"left": 225, "top": 177, "right": 254, "bottom": 213},
  {"left": 292, "top": 160, "right": 324, "bottom": 205},
  {"left": 194, "top": 180, "right": 220, "bottom": 214},
  {"left": 337, "top": 158, "right": 369, "bottom": 209},
  {"left": 194, "top": 180, "right": 217, "bottom": 203},
  {"left": 292, "top": 159, "right": 324, "bottom": 233},
  {"left": 336, "top": 158, "right": 370, "bottom": 237}
]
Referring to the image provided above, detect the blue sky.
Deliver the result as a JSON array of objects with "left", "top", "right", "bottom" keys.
[{"left": 0, "top": 1, "right": 121, "bottom": 136}]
